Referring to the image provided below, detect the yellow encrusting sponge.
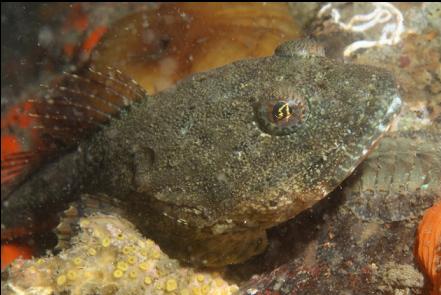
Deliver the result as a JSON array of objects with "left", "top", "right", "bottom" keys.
[{"left": 3, "top": 214, "right": 238, "bottom": 295}]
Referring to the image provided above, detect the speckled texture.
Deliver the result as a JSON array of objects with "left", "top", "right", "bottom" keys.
[
  {"left": 1, "top": 40, "right": 401, "bottom": 266},
  {"left": 237, "top": 138, "right": 438, "bottom": 295},
  {"left": 343, "top": 130, "right": 441, "bottom": 223},
  {"left": 234, "top": 3, "right": 440, "bottom": 293},
  {"left": 2, "top": 213, "right": 238, "bottom": 295}
]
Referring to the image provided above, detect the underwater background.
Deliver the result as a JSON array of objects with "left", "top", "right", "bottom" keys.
[{"left": 1, "top": 3, "right": 440, "bottom": 295}]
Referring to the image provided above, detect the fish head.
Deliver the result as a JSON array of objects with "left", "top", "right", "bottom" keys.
[{"left": 130, "top": 40, "right": 401, "bottom": 233}]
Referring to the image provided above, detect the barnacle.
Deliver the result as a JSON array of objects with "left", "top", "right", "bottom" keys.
[
  {"left": 56, "top": 275, "right": 67, "bottom": 286},
  {"left": 202, "top": 284, "right": 211, "bottom": 294},
  {"left": 127, "top": 255, "right": 137, "bottom": 265},
  {"left": 166, "top": 278, "right": 178, "bottom": 292},
  {"left": 144, "top": 276, "right": 153, "bottom": 285},
  {"left": 196, "top": 274, "right": 205, "bottom": 283},
  {"left": 66, "top": 270, "right": 78, "bottom": 281},
  {"left": 139, "top": 261, "right": 150, "bottom": 271},
  {"left": 113, "top": 269, "right": 124, "bottom": 279},
  {"left": 101, "top": 237, "right": 111, "bottom": 247},
  {"left": 415, "top": 201, "right": 441, "bottom": 295},
  {"left": 151, "top": 249, "right": 161, "bottom": 259},
  {"left": 73, "top": 257, "right": 82, "bottom": 266},
  {"left": 140, "top": 248, "right": 149, "bottom": 257},
  {"left": 128, "top": 270, "right": 138, "bottom": 280},
  {"left": 4, "top": 214, "right": 238, "bottom": 295},
  {"left": 116, "top": 261, "right": 129, "bottom": 271},
  {"left": 122, "top": 246, "right": 133, "bottom": 255},
  {"left": 255, "top": 86, "right": 309, "bottom": 136}
]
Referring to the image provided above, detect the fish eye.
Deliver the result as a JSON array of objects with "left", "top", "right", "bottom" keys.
[{"left": 255, "top": 89, "right": 309, "bottom": 136}]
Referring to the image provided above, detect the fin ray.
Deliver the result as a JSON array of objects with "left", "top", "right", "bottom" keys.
[{"left": 1, "top": 66, "right": 148, "bottom": 192}]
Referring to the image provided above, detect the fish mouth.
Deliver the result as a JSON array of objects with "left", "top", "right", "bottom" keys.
[
  {"left": 361, "top": 94, "right": 403, "bottom": 157},
  {"left": 387, "top": 96, "right": 402, "bottom": 115},
  {"left": 316, "top": 94, "right": 403, "bottom": 202}
]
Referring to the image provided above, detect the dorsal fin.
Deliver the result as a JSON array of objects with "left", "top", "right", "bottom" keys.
[
  {"left": 28, "top": 66, "right": 147, "bottom": 149},
  {"left": 1, "top": 66, "right": 148, "bottom": 191}
]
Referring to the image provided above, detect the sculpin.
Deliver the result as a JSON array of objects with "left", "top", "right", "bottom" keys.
[
  {"left": 1, "top": 40, "right": 401, "bottom": 266},
  {"left": 343, "top": 129, "right": 441, "bottom": 223}
]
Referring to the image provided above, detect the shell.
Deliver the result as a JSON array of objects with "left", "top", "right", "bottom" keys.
[{"left": 91, "top": 3, "right": 301, "bottom": 94}]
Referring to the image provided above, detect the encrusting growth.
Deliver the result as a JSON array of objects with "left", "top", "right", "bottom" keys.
[{"left": 3, "top": 214, "right": 238, "bottom": 295}]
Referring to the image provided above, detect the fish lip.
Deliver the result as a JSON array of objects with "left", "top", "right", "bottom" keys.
[
  {"left": 313, "top": 94, "right": 403, "bottom": 201},
  {"left": 387, "top": 96, "right": 402, "bottom": 116},
  {"left": 377, "top": 95, "right": 402, "bottom": 133}
]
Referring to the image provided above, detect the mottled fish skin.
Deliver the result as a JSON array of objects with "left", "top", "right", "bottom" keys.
[
  {"left": 343, "top": 130, "right": 441, "bottom": 223},
  {"left": 1, "top": 40, "right": 402, "bottom": 266}
]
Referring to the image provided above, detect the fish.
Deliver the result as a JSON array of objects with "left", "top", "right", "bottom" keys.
[
  {"left": 240, "top": 129, "right": 440, "bottom": 293},
  {"left": 1, "top": 2, "right": 301, "bottom": 267},
  {"left": 1, "top": 39, "right": 401, "bottom": 266},
  {"left": 343, "top": 130, "right": 441, "bottom": 223}
]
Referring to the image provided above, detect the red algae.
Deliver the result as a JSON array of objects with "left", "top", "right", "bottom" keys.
[{"left": 1, "top": 243, "right": 33, "bottom": 271}]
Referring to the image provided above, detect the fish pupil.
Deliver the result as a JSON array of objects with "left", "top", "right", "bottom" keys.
[{"left": 272, "top": 101, "right": 293, "bottom": 121}]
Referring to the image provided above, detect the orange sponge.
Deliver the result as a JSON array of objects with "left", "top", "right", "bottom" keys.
[
  {"left": 415, "top": 201, "right": 441, "bottom": 295},
  {"left": 1, "top": 243, "right": 33, "bottom": 270}
]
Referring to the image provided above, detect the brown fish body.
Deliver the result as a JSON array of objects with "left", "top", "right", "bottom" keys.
[{"left": 1, "top": 40, "right": 401, "bottom": 266}]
